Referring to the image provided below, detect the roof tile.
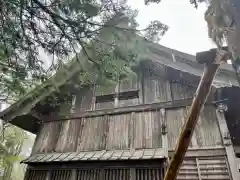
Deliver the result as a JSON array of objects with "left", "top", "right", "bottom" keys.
[
  {"left": 71, "top": 152, "right": 87, "bottom": 161},
  {"left": 130, "top": 150, "right": 144, "bottom": 159},
  {"left": 91, "top": 150, "right": 106, "bottom": 160},
  {"left": 81, "top": 152, "right": 96, "bottom": 160},
  {"left": 22, "top": 148, "right": 167, "bottom": 163},
  {"left": 153, "top": 148, "right": 165, "bottom": 158},
  {"left": 100, "top": 150, "right": 114, "bottom": 160},
  {"left": 109, "top": 150, "right": 124, "bottom": 160}
]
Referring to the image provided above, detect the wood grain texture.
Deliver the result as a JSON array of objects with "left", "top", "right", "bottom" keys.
[
  {"left": 166, "top": 106, "right": 223, "bottom": 150},
  {"left": 75, "top": 111, "right": 164, "bottom": 151},
  {"left": 32, "top": 105, "right": 223, "bottom": 154},
  {"left": 164, "top": 63, "right": 220, "bottom": 180},
  {"left": 35, "top": 121, "right": 62, "bottom": 153}
]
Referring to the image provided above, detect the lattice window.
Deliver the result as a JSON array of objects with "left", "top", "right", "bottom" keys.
[
  {"left": 24, "top": 169, "right": 48, "bottom": 180},
  {"left": 76, "top": 169, "right": 101, "bottom": 180},
  {"left": 102, "top": 169, "right": 130, "bottom": 180},
  {"left": 24, "top": 160, "right": 166, "bottom": 180},
  {"left": 51, "top": 169, "right": 72, "bottom": 180},
  {"left": 136, "top": 168, "right": 165, "bottom": 180}
]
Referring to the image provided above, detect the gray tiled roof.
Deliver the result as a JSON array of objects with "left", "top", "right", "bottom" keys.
[{"left": 22, "top": 148, "right": 166, "bottom": 163}]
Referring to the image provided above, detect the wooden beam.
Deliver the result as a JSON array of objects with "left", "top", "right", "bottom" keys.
[
  {"left": 168, "top": 147, "right": 226, "bottom": 157},
  {"left": 216, "top": 103, "right": 240, "bottom": 179},
  {"left": 163, "top": 50, "right": 229, "bottom": 180},
  {"left": 45, "top": 98, "right": 194, "bottom": 123},
  {"left": 196, "top": 46, "right": 228, "bottom": 64}
]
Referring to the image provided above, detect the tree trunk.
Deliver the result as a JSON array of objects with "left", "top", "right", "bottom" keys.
[{"left": 224, "top": 0, "right": 240, "bottom": 84}]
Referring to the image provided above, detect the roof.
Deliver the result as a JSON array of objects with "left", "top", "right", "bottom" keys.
[
  {"left": 0, "top": 41, "right": 239, "bottom": 133},
  {"left": 145, "top": 42, "right": 239, "bottom": 88},
  {"left": 22, "top": 148, "right": 166, "bottom": 164}
]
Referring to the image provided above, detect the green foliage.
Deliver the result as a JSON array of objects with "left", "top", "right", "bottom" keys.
[
  {"left": 0, "top": 0, "right": 168, "bottom": 105},
  {"left": 0, "top": 122, "right": 34, "bottom": 180},
  {"left": 144, "top": 21, "right": 168, "bottom": 42}
]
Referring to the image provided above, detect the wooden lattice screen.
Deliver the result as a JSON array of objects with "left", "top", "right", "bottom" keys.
[
  {"left": 25, "top": 168, "right": 165, "bottom": 180},
  {"left": 24, "top": 156, "right": 231, "bottom": 180},
  {"left": 24, "top": 170, "right": 48, "bottom": 180},
  {"left": 24, "top": 161, "right": 166, "bottom": 180}
]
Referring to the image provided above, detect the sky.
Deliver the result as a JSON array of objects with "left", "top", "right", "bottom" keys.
[{"left": 128, "top": 0, "right": 216, "bottom": 55}]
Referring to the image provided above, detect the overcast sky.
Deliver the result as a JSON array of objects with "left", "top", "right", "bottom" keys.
[{"left": 128, "top": 0, "right": 216, "bottom": 55}]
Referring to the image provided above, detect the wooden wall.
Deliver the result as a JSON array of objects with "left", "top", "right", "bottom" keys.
[
  {"left": 32, "top": 104, "right": 223, "bottom": 154},
  {"left": 33, "top": 110, "right": 164, "bottom": 153},
  {"left": 32, "top": 65, "right": 223, "bottom": 154},
  {"left": 167, "top": 106, "right": 223, "bottom": 150},
  {"left": 74, "top": 66, "right": 198, "bottom": 113}
]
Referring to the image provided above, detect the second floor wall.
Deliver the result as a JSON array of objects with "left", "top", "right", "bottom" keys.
[
  {"left": 32, "top": 104, "right": 223, "bottom": 154},
  {"left": 73, "top": 65, "right": 198, "bottom": 114},
  {"left": 31, "top": 65, "right": 222, "bottom": 155}
]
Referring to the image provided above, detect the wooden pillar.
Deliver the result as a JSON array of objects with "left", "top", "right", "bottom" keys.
[
  {"left": 160, "top": 108, "right": 168, "bottom": 156},
  {"left": 45, "top": 171, "right": 51, "bottom": 180},
  {"left": 70, "top": 169, "right": 77, "bottom": 180},
  {"left": 216, "top": 102, "right": 240, "bottom": 179},
  {"left": 130, "top": 168, "right": 136, "bottom": 180}
]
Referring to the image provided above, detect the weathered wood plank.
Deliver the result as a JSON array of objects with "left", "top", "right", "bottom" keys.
[
  {"left": 170, "top": 82, "right": 196, "bottom": 101},
  {"left": 55, "top": 120, "right": 71, "bottom": 152},
  {"left": 40, "top": 121, "right": 62, "bottom": 153},
  {"left": 143, "top": 74, "right": 172, "bottom": 104},
  {"left": 152, "top": 109, "right": 162, "bottom": 148},
  {"left": 106, "top": 114, "right": 130, "bottom": 150},
  {"left": 45, "top": 98, "right": 194, "bottom": 122},
  {"left": 129, "top": 112, "right": 135, "bottom": 149},
  {"left": 166, "top": 108, "right": 186, "bottom": 149},
  {"left": 194, "top": 106, "right": 222, "bottom": 147},
  {"left": 64, "top": 118, "right": 82, "bottom": 152},
  {"left": 32, "top": 112, "right": 62, "bottom": 153}
]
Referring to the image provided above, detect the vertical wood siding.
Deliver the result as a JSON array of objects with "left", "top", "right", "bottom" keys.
[
  {"left": 143, "top": 76, "right": 172, "bottom": 104},
  {"left": 73, "top": 66, "right": 198, "bottom": 112},
  {"left": 33, "top": 105, "right": 222, "bottom": 154},
  {"left": 55, "top": 119, "right": 82, "bottom": 152},
  {"left": 166, "top": 106, "right": 223, "bottom": 150},
  {"left": 76, "top": 111, "right": 163, "bottom": 152},
  {"left": 77, "top": 116, "right": 107, "bottom": 151},
  {"left": 32, "top": 121, "right": 62, "bottom": 153},
  {"left": 166, "top": 107, "right": 187, "bottom": 149},
  {"left": 193, "top": 106, "right": 223, "bottom": 148},
  {"left": 106, "top": 114, "right": 130, "bottom": 150},
  {"left": 170, "top": 82, "right": 196, "bottom": 100}
]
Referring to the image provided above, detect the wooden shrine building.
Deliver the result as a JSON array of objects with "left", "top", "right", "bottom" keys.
[{"left": 1, "top": 42, "right": 240, "bottom": 180}]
